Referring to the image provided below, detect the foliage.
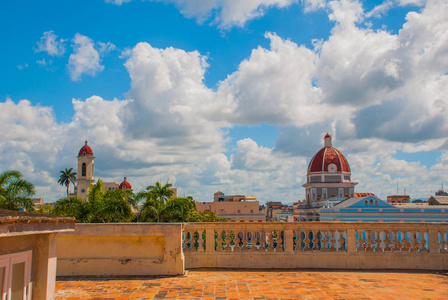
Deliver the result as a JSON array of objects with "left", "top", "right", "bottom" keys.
[
  {"left": 136, "top": 181, "right": 174, "bottom": 205},
  {"left": 36, "top": 203, "right": 55, "bottom": 214},
  {"left": 0, "top": 170, "right": 35, "bottom": 211},
  {"left": 58, "top": 168, "right": 77, "bottom": 196},
  {"left": 185, "top": 210, "right": 229, "bottom": 222},
  {"left": 52, "top": 178, "right": 135, "bottom": 223},
  {"left": 135, "top": 196, "right": 195, "bottom": 222}
]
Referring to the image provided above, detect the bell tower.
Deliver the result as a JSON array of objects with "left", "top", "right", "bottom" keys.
[{"left": 76, "top": 141, "right": 95, "bottom": 201}]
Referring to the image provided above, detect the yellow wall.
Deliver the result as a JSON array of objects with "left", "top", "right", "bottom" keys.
[{"left": 57, "top": 223, "right": 184, "bottom": 276}]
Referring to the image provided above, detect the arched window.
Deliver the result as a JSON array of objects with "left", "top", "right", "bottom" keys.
[
  {"left": 364, "top": 200, "right": 368, "bottom": 206},
  {"left": 82, "top": 163, "right": 86, "bottom": 176},
  {"left": 369, "top": 199, "right": 374, "bottom": 206},
  {"left": 375, "top": 200, "right": 379, "bottom": 207}
]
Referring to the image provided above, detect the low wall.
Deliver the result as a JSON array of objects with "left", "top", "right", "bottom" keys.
[
  {"left": 183, "top": 222, "right": 448, "bottom": 270},
  {"left": 57, "top": 223, "right": 184, "bottom": 276}
]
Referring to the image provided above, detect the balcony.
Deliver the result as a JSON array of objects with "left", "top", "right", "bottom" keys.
[{"left": 55, "top": 222, "right": 448, "bottom": 298}]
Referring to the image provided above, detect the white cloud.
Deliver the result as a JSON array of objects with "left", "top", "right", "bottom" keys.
[
  {"left": 67, "top": 34, "right": 105, "bottom": 81},
  {"left": 36, "top": 58, "right": 53, "bottom": 67},
  {"left": 4, "top": 0, "right": 448, "bottom": 203},
  {"left": 35, "top": 31, "right": 66, "bottom": 56},
  {"left": 106, "top": 0, "right": 298, "bottom": 29},
  {"left": 16, "top": 63, "right": 29, "bottom": 70}
]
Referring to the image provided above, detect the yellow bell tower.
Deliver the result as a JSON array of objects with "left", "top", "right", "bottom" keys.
[{"left": 76, "top": 141, "right": 95, "bottom": 201}]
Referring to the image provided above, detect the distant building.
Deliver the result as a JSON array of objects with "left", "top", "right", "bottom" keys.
[
  {"left": 387, "top": 195, "right": 410, "bottom": 205},
  {"left": 428, "top": 196, "right": 448, "bottom": 206},
  {"left": 75, "top": 141, "right": 133, "bottom": 200},
  {"left": 195, "top": 192, "right": 265, "bottom": 222},
  {"left": 295, "top": 134, "right": 356, "bottom": 221},
  {"left": 302, "top": 134, "right": 357, "bottom": 205},
  {"left": 320, "top": 195, "right": 448, "bottom": 222},
  {"left": 31, "top": 198, "right": 43, "bottom": 206},
  {"left": 266, "top": 202, "right": 293, "bottom": 222}
]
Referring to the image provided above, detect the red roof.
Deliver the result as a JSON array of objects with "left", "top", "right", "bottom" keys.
[
  {"left": 119, "top": 177, "right": 132, "bottom": 190},
  {"left": 324, "top": 133, "right": 331, "bottom": 138},
  {"left": 307, "top": 147, "right": 350, "bottom": 174},
  {"left": 355, "top": 193, "right": 375, "bottom": 198},
  {"left": 78, "top": 141, "right": 94, "bottom": 156}
]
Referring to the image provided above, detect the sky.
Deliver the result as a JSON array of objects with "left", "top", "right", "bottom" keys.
[{"left": 1, "top": 0, "right": 448, "bottom": 204}]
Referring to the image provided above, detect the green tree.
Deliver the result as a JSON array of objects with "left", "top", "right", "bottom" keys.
[
  {"left": 53, "top": 196, "right": 90, "bottom": 222},
  {"left": 138, "top": 181, "right": 174, "bottom": 205},
  {"left": 136, "top": 196, "right": 195, "bottom": 222},
  {"left": 58, "top": 168, "right": 77, "bottom": 196},
  {"left": 0, "top": 170, "right": 35, "bottom": 211}
]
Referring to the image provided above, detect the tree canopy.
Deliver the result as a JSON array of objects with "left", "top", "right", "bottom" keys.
[{"left": 0, "top": 170, "right": 35, "bottom": 211}]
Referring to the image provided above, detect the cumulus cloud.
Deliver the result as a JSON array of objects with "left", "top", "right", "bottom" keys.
[
  {"left": 67, "top": 34, "right": 109, "bottom": 81},
  {"left": 4, "top": 0, "right": 448, "bottom": 202},
  {"left": 106, "top": 0, "right": 298, "bottom": 28},
  {"left": 35, "top": 31, "right": 66, "bottom": 56}
]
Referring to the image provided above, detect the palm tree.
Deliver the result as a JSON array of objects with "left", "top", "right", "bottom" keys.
[
  {"left": 139, "top": 181, "right": 174, "bottom": 205},
  {"left": 0, "top": 170, "right": 35, "bottom": 211},
  {"left": 53, "top": 179, "right": 136, "bottom": 223},
  {"left": 58, "top": 168, "right": 77, "bottom": 196},
  {"left": 136, "top": 193, "right": 196, "bottom": 223}
]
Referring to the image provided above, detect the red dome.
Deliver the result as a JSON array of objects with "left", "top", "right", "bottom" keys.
[
  {"left": 78, "top": 141, "right": 94, "bottom": 156},
  {"left": 307, "top": 136, "right": 350, "bottom": 175},
  {"left": 119, "top": 177, "right": 132, "bottom": 190}
]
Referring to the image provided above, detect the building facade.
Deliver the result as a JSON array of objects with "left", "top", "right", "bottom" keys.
[
  {"left": 302, "top": 134, "right": 357, "bottom": 205},
  {"left": 195, "top": 192, "right": 265, "bottom": 222},
  {"left": 320, "top": 195, "right": 448, "bottom": 222}
]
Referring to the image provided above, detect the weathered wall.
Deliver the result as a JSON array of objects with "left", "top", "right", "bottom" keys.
[
  {"left": 0, "top": 233, "right": 57, "bottom": 300},
  {"left": 57, "top": 223, "right": 184, "bottom": 276}
]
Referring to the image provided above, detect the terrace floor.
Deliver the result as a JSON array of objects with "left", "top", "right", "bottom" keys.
[{"left": 55, "top": 269, "right": 448, "bottom": 300}]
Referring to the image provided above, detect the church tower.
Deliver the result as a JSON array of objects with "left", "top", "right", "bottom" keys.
[{"left": 76, "top": 141, "right": 95, "bottom": 201}]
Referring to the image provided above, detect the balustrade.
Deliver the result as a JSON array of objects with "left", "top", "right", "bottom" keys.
[{"left": 183, "top": 223, "right": 448, "bottom": 255}]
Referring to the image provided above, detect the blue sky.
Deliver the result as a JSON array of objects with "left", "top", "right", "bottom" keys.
[{"left": 1, "top": 0, "right": 447, "bottom": 203}]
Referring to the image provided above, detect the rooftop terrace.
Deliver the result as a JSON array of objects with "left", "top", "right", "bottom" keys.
[{"left": 56, "top": 269, "right": 448, "bottom": 299}]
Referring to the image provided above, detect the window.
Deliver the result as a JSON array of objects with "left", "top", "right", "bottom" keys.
[
  {"left": 375, "top": 200, "right": 379, "bottom": 207},
  {"left": 0, "top": 251, "right": 32, "bottom": 300},
  {"left": 237, "top": 210, "right": 241, "bottom": 214},
  {"left": 250, "top": 210, "right": 253, "bottom": 213},
  {"left": 369, "top": 199, "right": 374, "bottom": 206},
  {"left": 364, "top": 200, "right": 368, "bottom": 206},
  {"left": 82, "top": 163, "right": 86, "bottom": 176}
]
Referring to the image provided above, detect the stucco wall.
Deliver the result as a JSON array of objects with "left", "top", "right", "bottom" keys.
[
  {"left": 0, "top": 233, "right": 57, "bottom": 300},
  {"left": 57, "top": 223, "right": 184, "bottom": 276}
]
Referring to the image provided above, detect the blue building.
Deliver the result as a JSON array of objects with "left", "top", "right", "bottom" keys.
[{"left": 320, "top": 195, "right": 448, "bottom": 223}]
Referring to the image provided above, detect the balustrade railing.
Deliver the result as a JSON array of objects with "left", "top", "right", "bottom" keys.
[{"left": 183, "top": 223, "right": 448, "bottom": 254}]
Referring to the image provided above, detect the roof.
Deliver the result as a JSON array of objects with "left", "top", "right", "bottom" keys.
[
  {"left": 245, "top": 194, "right": 257, "bottom": 200},
  {"left": 429, "top": 196, "right": 448, "bottom": 205},
  {"left": 307, "top": 147, "right": 350, "bottom": 174},
  {"left": 324, "top": 133, "right": 331, "bottom": 138},
  {"left": 118, "top": 177, "right": 132, "bottom": 190},
  {"left": 0, "top": 209, "right": 75, "bottom": 236},
  {"left": 78, "top": 140, "right": 94, "bottom": 156},
  {"left": 332, "top": 195, "right": 394, "bottom": 209},
  {"left": 355, "top": 193, "right": 375, "bottom": 197}
]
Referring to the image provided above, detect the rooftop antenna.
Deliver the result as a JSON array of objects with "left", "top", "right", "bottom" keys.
[
  {"left": 396, "top": 179, "right": 399, "bottom": 195},
  {"left": 442, "top": 182, "right": 444, "bottom": 191},
  {"left": 404, "top": 187, "right": 406, "bottom": 196}
]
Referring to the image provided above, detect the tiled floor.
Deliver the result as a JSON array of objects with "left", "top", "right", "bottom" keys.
[{"left": 55, "top": 269, "right": 448, "bottom": 299}]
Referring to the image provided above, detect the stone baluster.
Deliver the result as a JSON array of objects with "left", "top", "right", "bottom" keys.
[
  {"left": 417, "top": 231, "right": 427, "bottom": 253},
  {"left": 197, "top": 230, "right": 205, "bottom": 252},
  {"left": 182, "top": 231, "right": 190, "bottom": 251},
  {"left": 357, "top": 230, "right": 366, "bottom": 252},
  {"left": 311, "top": 230, "right": 319, "bottom": 252},
  {"left": 328, "top": 230, "right": 337, "bottom": 252},
  {"left": 229, "top": 230, "right": 236, "bottom": 252},
  {"left": 263, "top": 230, "right": 271, "bottom": 252},
  {"left": 365, "top": 230, "right": 374, "bottom": 252},
  {"left": 387, "top": 230, "right": 397, "bottom": 252},
  {"left": 216, "top": 230, "right": 224, "bottom": 252},
  {"left": 371, "top": 230, "right": 379, "bottom": 252},
  {"left": 254, "top": 231, "right": 262, "bottom": 251}
]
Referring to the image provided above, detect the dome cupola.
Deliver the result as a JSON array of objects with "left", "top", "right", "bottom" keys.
[
  {"left": 119, "top": 177, "right": 132, "bottom": 190},
  {"left": 307, "top": 134, "right": 351, "bottom": 182},
  {"left": 78, "top": 141, "right": 94, "bottom": 157}
]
